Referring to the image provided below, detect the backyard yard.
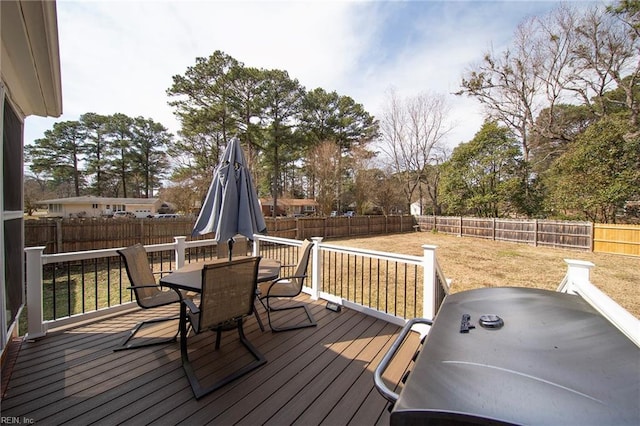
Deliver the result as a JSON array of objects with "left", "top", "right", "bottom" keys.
[{"left": 330, "top": 231, "right": 640, "bottom": 318}]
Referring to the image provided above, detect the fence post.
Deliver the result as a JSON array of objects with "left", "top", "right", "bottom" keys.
[
  {"left": 422, "top": 245, "right": 437, "bottom": 320},
  {"left": 174, "top": 236, "right": 186, "bottom": 269},
  {"left": 25, "top": 246, "right": 47, "bottom": 340},
  {"left": 310, "top": 237, "right": 323, "bottom": 300},
  {"left": 56, "top": 219, "right": 63, "bottom": 253},
  {"left": 492, "top": 218, "right": 496, "bottom": 240}
]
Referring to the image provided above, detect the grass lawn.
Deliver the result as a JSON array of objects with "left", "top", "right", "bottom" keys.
[{"left": 329, "top": 231, "right": 639, "bottom": 318}]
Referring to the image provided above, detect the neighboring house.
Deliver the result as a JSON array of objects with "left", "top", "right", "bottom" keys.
[
  {"left": 1, "top": 1, "right": 63, "bottom": 357},
  {"left": 410, "top": 201, "right": 422, "bottom": 216},
  {"left": 260, "top": 198, "right": 318, "bottom": 217},
  {"left": 39, "top": 196, "right": 164, "bottom": 218}
]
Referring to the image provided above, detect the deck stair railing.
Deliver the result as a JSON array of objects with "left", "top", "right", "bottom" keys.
[
  {"left": 558, "top": 259, "right": 640, "bottom": 347},
  {"left": 24, "top": 235, "right": 450, "bottom": 339}
]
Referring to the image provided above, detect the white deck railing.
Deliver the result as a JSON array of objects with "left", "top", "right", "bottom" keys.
[
  {"left": 558, "top": 259, "right": 640, "bottom": 347},
  {"left": 24, "top": 236, "right": 637, "bottom": 348},
  {"left": 254, "top": 236, "right": 449, "bottom": 328},
  {"left": 24, "top": 235, "right": 450, "bottom": 339}
]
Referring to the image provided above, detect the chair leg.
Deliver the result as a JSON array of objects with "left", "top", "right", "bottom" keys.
[
  {"left": 215, "top": 327, "right": 222, "bottom": 350},
  {"left": 114, "top": 314, "right": 180, "bottom": 351},
  {"left": 263, "top": 297, "right": 317, "bottom": 333},
  {"left": 181, "top": 318, "right": 267, "bottom": 400},
  {"left": 180, "top": 303, "right": 202, "bottom": 398},
  {"left": 254, "top": 306, "right": 265, "bottom": 332}
]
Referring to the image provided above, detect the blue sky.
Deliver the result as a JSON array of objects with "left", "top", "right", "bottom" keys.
[{"left": 25, "top": 0, "right": 596, "bottom": 151}]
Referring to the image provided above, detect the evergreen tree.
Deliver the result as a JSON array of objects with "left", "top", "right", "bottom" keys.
[{"left": 26, "top": 121, "right": 86, "bottom": 196}]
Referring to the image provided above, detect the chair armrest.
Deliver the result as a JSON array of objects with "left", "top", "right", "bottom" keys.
[
  {"left": 182, "top": 298, "right": 199, "bottom": 314},
  {"left": 152, "top": 270, "right": 176, "bottom": 277},
  {"left": 264, "top": 274, "right": 308, "bottom": 297},
  {"left": 127, "top": 284, "right": 183, "bottom": 300},
  {"left": 127, "top": 284, "right": 164, "bottom": 290},
  {"left": 271, "top": 274, "right": 307, "bottom": 284}
]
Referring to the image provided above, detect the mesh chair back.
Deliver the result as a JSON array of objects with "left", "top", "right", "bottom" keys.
[
  {"left": 118, "top": 243, "right": 162, "bottom": 308},
  {"left": 216, "top": 236, "right": 249, "bottom": 259},
  {"left": 198, "top": 256, "right": 261, "bottom": 331},
  {"left": 291, "top": 240, "right": 313, "bottom": 289}
]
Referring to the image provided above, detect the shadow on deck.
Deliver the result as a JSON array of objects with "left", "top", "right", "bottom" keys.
[{"left": 1, "top": 294, "right": 420, "bottom": 425}]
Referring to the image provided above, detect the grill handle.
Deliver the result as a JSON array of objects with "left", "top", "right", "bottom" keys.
[{"left": 374, "top": 318, "right": 433, "bottom": 404}]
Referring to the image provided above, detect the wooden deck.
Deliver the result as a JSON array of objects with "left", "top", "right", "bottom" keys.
[{"left": 1, "top": 295, "right": 420, "bottom": 425}]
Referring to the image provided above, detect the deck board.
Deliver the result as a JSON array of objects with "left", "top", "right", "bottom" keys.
[{"left": 2, "top": 295, "right": 420, "bottom": 425}]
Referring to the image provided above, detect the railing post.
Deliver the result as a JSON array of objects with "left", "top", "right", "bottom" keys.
[
  {"left": 253, "top": 235, "right": 261, "bottom": 256},
  {"left": 564, "top": 259, "right": 594, "bottom": 293},
  {"left": 422, "top": 245, "right": 437, "bottom": 320},
  {"left": 174, "top": 236, "right": 186, "bottom": 269},
  {"left": 25, "top": 246, "right": 47, "bottom": 340},
  {"left": 310, "top": 237, "right": 323, "bottom": 300}
]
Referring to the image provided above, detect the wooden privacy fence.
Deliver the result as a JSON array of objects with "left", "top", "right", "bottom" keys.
[
  {"left": 415, "top": 216, "right": 594, "bottom": 251},
  {"left": 266, "top": 215, "right": 416, "bottom": 240},
  {"left": 25, "top": 216, "right": 638, "bottom": 256},
  {"left": 25, "top": 218, "right": 203, "bottom": 253},
  {"left": 25, "top": 215, "right": 417, "bottom": 253},
  {"left": 593, "top": 224, "right": 640, "bottom": 257}
]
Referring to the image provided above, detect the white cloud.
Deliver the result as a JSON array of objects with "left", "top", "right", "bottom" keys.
[{"left": 25, "top": 0, "right": 573, "bottom": 149}]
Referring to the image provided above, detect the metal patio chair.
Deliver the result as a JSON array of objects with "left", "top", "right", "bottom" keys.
[
  {"left": 217, "top": 235, "right": 264, "bottom": 331},
  {"left": 115, "top": 243, "right": 183, "bottom": 351},
  {"left": 180, "top": 256, "right": 267, "bottom": 399},
  {"left": 257, "top": 239, "right": 317, "bottom": 332}
]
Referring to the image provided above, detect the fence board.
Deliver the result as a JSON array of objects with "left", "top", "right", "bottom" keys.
[
  {"left": 494, "top": 219, "right": 536, "bottom": 245},
  {"left": 537, "top": 220, "right": 592, "bottom": 250},
  {"left": 31, "top": 215, "right": 635, "bottom": 256},
  {"left": 415, "top": 216, "right": 593, "bottom": 251},
  {"left": 594, "top": 224, "right": 640, "bottom": 257},
  {"left": 25, "top": 215, "right": 416, "bottom": 253}
]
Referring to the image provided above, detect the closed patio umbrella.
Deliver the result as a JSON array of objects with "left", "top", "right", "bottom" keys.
[{"left": 192, "top": 139, "right": 266, "bottom": 259}]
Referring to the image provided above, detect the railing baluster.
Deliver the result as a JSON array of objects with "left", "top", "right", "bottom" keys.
[
  {"left": 66, "top": 262, "right": 72, "bottom": 317},
  {"left": 26, "top": 235, "right": 456, "bottom": 337},
  {"left": 385, "top": 260, "right": 389, "bottom": 314}
]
